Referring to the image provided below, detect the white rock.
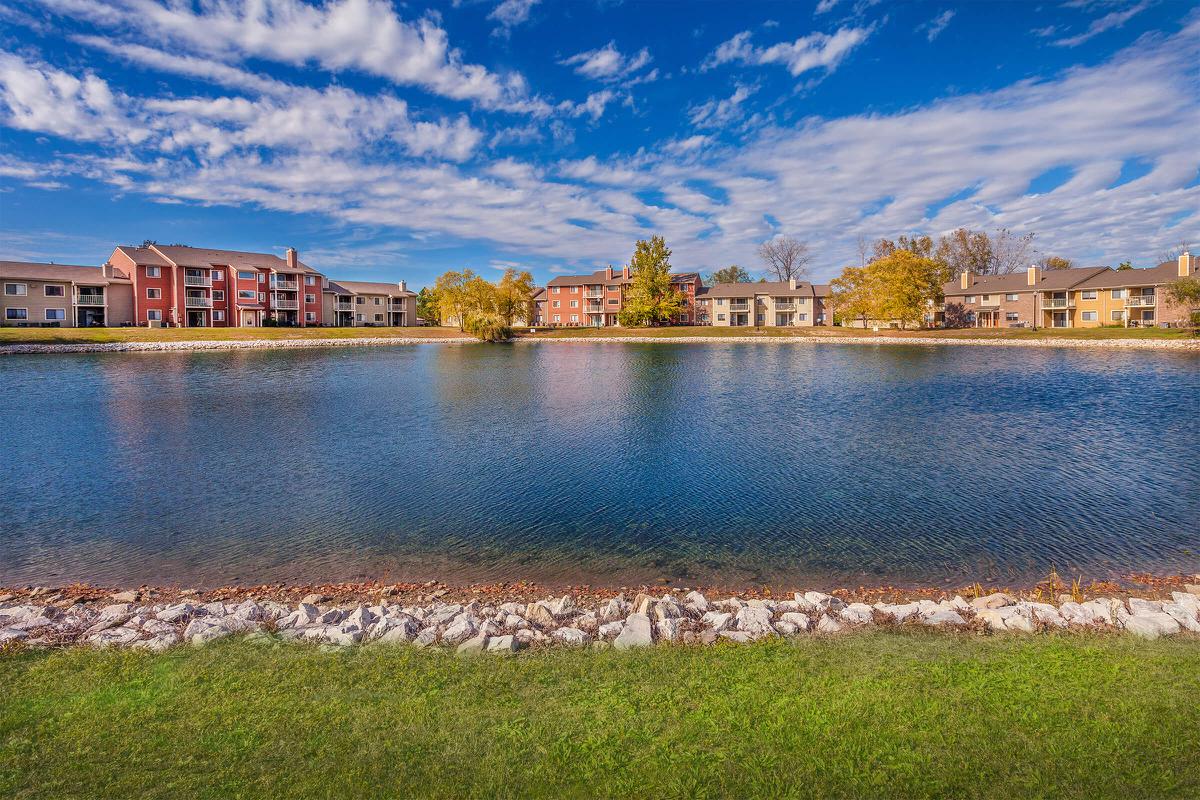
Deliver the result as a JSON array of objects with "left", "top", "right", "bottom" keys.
[
  {"left": 875, "top": 602, "right": 920, "bottom": 623},
  {"left": 804, "top": 592, "right": 845, "bottom": 611},
  {"left": 613, "top": 613, "right": 653, "bottom": 650},
  {"left": 9, "top": 616, "right": 54, "bottom": 631},
  {"left": 1128, "top": 598, "right": 1162, "bottom": 616},
  {"left": 598, "top": 598, "right": 627, "bottom": 623},
  {"left": 840, "top": 603, "right": 873, "bottom": 625},
  {"left": 90, "top": 626, "right": 142, "bottom": 648},
  {"left": 684, "top": 591, "right": 709, "bottom": 613},
  {"left": 524, "top": 603, "right": 556, "bottom": 630},
  {"left": 734, "top": 605, "right": 775, "bottom": 636},
  {"left": 816, "top": 615, "right": 843, "bottom": 634},
  {"left": 549, "top": 596, "right": 576, "bottom": 618},
  {"left": 655, "top": 618, "right": 680, "bottom": 643},
  {"left": 921, "top": 609, "right": 965, "bottom": 627},
  {"left": 442, "top": 617, "right": 476, "bottom": 645},
  {"left": 412, "top": 628, "right": 439, "bottom": 648},
  {"left": 779, "top": 612, "right": 810, "bottom": 631},
  {"left": 427, "top": 604, "right": 463, "bottom": 627},
  {"left": 486, "top": 635, "right": 518, "bottom": 654},
  {"left": 1124, "top": 614, "right": 1179, "bottom": 639},
  {"left": 0, "top": 628, "right": 29, "bottom": 644},
  {"left": 456, "top": 633, "right": 489, "bottom": 655},
  {"left": 1161, "top": 603, "right": 1200, "bottom": 632},
  {"left": 232, "top": 600, "right": 264, "bottom": 621},
  {"left": 775, "top": 621, "right": 798, "bottom": 635},
  {"left": 156, "top": 603, "right": 195, "bottom": 623},
  {"left": 131, "top": 635, "right": 176, "bottom": 653},
  {"left": 552, "top": 627, "right": 590, "bottom": 646},
  {"left": 1169, "top": 592, "right": 1200, "bottom": 614},
  {"left": 1081, "top": 600, "right": 1116, "bottom": 625},
  {"left": 718, "top": 631, "right": 752, "bottom": 643},
  {"left": 344, "top": 605, "right": 377, "bottom": 631},
  {"left": 598, "top": 621, "right": 624, "bottom": 639},
  {"left": 701, "top": 611, "right": 733, "bottom": 633}
]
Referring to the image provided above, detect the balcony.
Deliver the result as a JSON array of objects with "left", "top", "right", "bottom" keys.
[
  {"left": 728, "top": 302, "right": 750, "bottom": 311},
  {"left": 1043, "top": 297, "right": 1074, "bottom": 309},
  {"left": 1126, "top": 295, "right": 1156, "bottom": 307},
  {"left": 584, "top": 290, "right": 604, "bottom": 299},
  {"left": 773, "top": 301, "right": 796, "bottom": 311},
  {"left": 273, "top": 299, "right": 299, "bottom": 310},
  {"left": 185, "top": 296, "right": 212, "bottom": 308},
  {"left": 335, "top": 302, "right": 353, "bottom": 311},
  {"left": 185, "top": 275, "right": 211, "bottom": 286},
  {"left": 388, "top": 302, "right": 406, "bottom": 311},
  {"left": 271, "top": 279, "right": 298, "bottom": 290},
  {"left": 75, "top": 293, "right": 105, "bottom": 305}
]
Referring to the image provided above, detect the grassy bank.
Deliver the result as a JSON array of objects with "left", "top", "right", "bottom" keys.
[
  {"left": 525, "top": 325, "right": 1194, "bottom": 341},
  {"left": 0, "top": 326, "right": 470, "bottom": 345},
  {"left": 3, "top": 632, "right": 1198, "bottom": 799}
]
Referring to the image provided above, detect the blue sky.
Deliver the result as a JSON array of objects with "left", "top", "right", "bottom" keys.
[{"left": 0, "top": 0, "right": 1197, "bottom": 288}]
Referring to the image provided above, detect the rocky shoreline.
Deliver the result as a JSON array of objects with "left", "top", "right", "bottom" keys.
[
  {"left": 2, "top": 332, "right": 1197, "bottom": 355},
  {"left": 3, "top": 578, "right": 1198, "bottom": 653}
]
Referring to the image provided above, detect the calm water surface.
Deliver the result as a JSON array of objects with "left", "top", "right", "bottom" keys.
[{"left": 1, "top": 343, "right": 1197, "bottom": 588}]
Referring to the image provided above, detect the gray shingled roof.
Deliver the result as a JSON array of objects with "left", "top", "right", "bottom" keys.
[{"left": 0, "top": 261, "right": 131, "bottom": 284}]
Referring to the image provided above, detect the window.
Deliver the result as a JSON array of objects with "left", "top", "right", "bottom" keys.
[
  {"left": 356, "top": 313, "right": 364, "bottom": 322},
  {"left": 981, "top": 294, "right": 991, "bottom": 302},
  {"left": 607, "top": 285, "right": 618, "bottom": 291},
  {"left": 212, "top": 270, "right": 224, "bottom": 281},
  {"left": 356, "top": 297, "right": 365, "bottom": 305},
  {"left": 570, "top": 314, "right": 579, "bottom": 323},
  {"left": 1111, "top": 289, "right": 1124, "bottom": 299},
  {"left": 680, "top": 314, "right": 689, "bottom": 322},
  {"left": 306, "top": 312, "right": 316, "bottom": 322},
  {"left": 4, "top": 283, "right": 27, "bottom": 296},
  {"left": 965, "top": 295, "right": 976, "bottom": 303},
  {"left": 5, "top": 308, "right": 27, "bottom": 320},
  {"left": 552, "top": 314, "right": 561, "bottom": 322},
  {"left": 213, "top": 310, "right": 225, "bottom": 321},
  {"left": 305, "top": 276, "right": 316, "bottom": 286},
  {"left": 146, "top": 288, "right": 161, "bottom": 299},
  {"left": 45, "top": 308, "right": 65, "bottom": 321},
  {"left": 1081, "top": 290, "right": 1097, "bottom": 300},
  {"left": 238, "top": 270, "right": 256, "bottom": 281},
  {"left": 44, "top": 285, "right": 65, "bottom": 297},
  {"left": 1111, "top": 310, "right": 1124, "bottom": 321},
  {"left": 717, "top": 298, "right": 725, "bottom": 306},
  {"left": 798, "top": 313, "right": 808, "bottom": 321},
  {"left": 258, "top": 292, "right": 266, "bottom": 303},
  {"left": 213, "top": 290, "right": 225, "bottom": 301},
  {"left": 553, "top": 287, "right": 561, "bottom": 294},
  {"left": 1081, "top": 311, "right": 1097, "bottom": 322},
  {"left": 238, "top": 289, "right": 256, "bottom": 300},
  {"left": 570, "top": 300, "right": 578, "bottom": 308},
  {"left": 147, "top": 309, "right": 162, "bottom": 321},
  {"left": 552, "top": 300, "right": 561, "bottom": 308},
  {"left": 717, "top": 313, "right": 726, "bottom": 321},
  {"left": 257, "top": 273, "right": 265, "bottom": 283},
  {"left": 1006, "top": 312, "right": 1019, "bottom": 322},
  {"left": 146, "top": 266, "right": 160, "bottom": 278},
  {"left": 570, "top": 286, "right": 579, "bottom": 293},
  {"left": 373, "top": 313, "right": 382, "bottom": 322},
  {"left": 305, "top": 294, "right": 315, "bottom": 304},
  {"left": 607, "top": 298, "right": 618, "bottom": 305},
  {"left": 1005, "top": 293, "right": 1018, "bottom": 302}
]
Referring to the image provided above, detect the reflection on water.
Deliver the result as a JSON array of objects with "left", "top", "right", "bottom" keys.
[{"left": 1, "top": 343, "right": 1198, "bottom": 588}]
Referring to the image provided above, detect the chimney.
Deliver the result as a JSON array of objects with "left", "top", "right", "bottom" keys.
[
  {"left": 101, "top": 262, "right": 113, "bottom": 278},
  {"left": 606, "top": 265, "right": 614, "bottom": 281},
  {"left": 398, "top": 280, "right": 407, "bottom": 292},
  {"left": 623, "top": 266, "right": 631, "bottom": 280},
  {"left": 1026, "top": 264, "right": 1040, "bottom": 286},
  {"left": 788, "top": 276, "right": 796, "bottom": 290},
  {"left": 286, "top": 247, "right": 297, "bottom": 270},
  {"left": 1180, "top": 251, "right": 1192, "bottom": 277},
  {"left": 959, "top": 271, "right": 972, "bottom": 290}
]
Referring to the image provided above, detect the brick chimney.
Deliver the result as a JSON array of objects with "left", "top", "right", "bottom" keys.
[
  {"left": 1180, "top": 251, "right": 1193, "bottom": 277},
  {"left": 959, "top": 271, "right": 972, "bottom": 290},
  {"left": 1027, "top": 264, "right": 1040, "bottom": 286},
  {"left": 622, "top": 266, "right": 631, "bottom": 280},
  {"left": 398, "top": 280, "right": 407, "bottom": 292},
  {"left": 788, "top": 276, "right": 796, "bottom": 290},
  {"left": 606, "top": 265, "right": 614, "bottom": 281},
  {"left": 286, "top": 247, "right": 298, "bottom": 270}
]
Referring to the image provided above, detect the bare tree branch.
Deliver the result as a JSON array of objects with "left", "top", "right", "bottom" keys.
[{"left": 757, "top": 236, "right": 813, "bottom": 282}]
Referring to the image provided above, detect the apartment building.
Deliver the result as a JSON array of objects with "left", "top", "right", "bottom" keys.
[
  {"left": 1, "top": 261, "right": 134, "bottom": 327},
  {"left": 529, "top": 288, "right": 547, "bottom": 325},
  {"left": 696, "top": 279, "right": 833, "bottom": 327},
  {"left": 543, "top": 267, "right": 702, "bottom": 326},
  {"left": 942, "top": 254, "right": 1195, "bottom": 329},
  {"left": 323, "top": 280, "right": 416, "bottom": 327},
  {"left": 107, "top": 244, "right": 324, "bottom": 328}
]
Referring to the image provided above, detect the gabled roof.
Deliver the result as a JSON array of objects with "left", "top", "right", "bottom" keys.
[
  {"left": 0, "top": 261, "right": 131, "bottom": 284},
  {"left": 113, "top": 246, "right": 171, "bottom": 267},
  {"left": 547, "top": 269, "right": 629, "bottom": 287},
  {"left": 326, "top": 280, "right": 414, "bottom": 297},
  {"left": 943, "top": 266, "right": 1110, "bottom": 297},
  {"left": 148, "top": 245, "right": 321, "bottom": 275},
  {"left": 1075, "top": 261, "right": 1182, "bottom": 289}
]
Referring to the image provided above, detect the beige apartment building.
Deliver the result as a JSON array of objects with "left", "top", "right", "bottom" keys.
[
  {"left": 323, "top": 280, "right": 416, "bottom": 326},
  {"left": 697, "top": 279, "right": 832, "bottom": 327},
  {"left": 1, "top": 261, "right": 134, "bottom": 327},
  {"left": 1069, "top": 253, "right": 1195, "bottom": 328}
]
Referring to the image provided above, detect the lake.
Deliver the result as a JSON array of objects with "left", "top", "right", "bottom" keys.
[{"left": 1, "top": 342, "right": 1197, "bottom": 589}]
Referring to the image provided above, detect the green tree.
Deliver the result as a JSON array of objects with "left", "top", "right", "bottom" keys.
[
  {"left": 618, "top": 236, "right": 683, "bottom": 326},
  {"left": 830, "top": 265, "right": 877, "bottom": 328},
  {"left": 871, "top": 251, "right": 944, "bottom": 329},
  {"left": 1117, "top": 261, "right": 1133, "bottom": 271},
  {"left": 1040, "top": 256, "right": 1073, "bottom": 270},
  {"left": 434, "top": 270, "right": 477, "bottom": 330},
  {"left": 1164, "top": 277, "right": 1200, "bottom": 331},
  {"left": 495, "top": 268, "right": 535, "bottom": 326},
  {"left": 707, "top": 265, "right": 752, "bottom": 285},
  {"left": 416, "top": 286, "right": 439, "bottom": 325}
]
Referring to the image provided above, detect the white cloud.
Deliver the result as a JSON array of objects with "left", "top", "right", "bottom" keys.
[
  {"left": 917, "top": 10, "right": 956, "bottom": 42},
  {"left": 0, "top": 52, "right": 142, "bottom": 143},
  {"left": 688, "top": 84, "right": 758, "bottom": 128},
  {"left": 703, "top": 26, "right": 873, "bottom": 77},
  {"left": 559, "top": 41, "right": 653, "bottom": 83},
  {"left": 488, "top": 0, "right": 539, "bottom": 37},
  {"left": 1054, "top": 1, "right": 1150, "bottom": 47}
]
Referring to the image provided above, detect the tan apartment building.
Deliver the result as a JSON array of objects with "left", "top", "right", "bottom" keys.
[
  {"left": 1069, "top": 253, "right": 1195, "bottom": 328},
  {"left": 1, "top": 261, "right": 134, "bottom": 327},
  {"left": 323, "top": 280, "right": 416, "bottom": 326},
  {"left": 697, "top": 279, "right": 832, "bottom": 327},
  {"left": 941, "top": 265, "right": 1107, "bottom": 328}
]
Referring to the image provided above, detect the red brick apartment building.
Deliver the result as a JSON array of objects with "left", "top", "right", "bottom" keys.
[
  {"left": 543, "top": 266, "right": 703, "bottom": 326},
  {"left": 107, "top": 244, "right": 325, "bottom": 328}
]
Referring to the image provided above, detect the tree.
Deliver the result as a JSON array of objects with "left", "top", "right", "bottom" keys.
[
  {"left": 873, "top": 234, "right": 936, "bottom": 262},
  {"left": 871, "top": 251, "right": 944, "bottom": 329},
  {"left": 1164, "top": 277, "right": 1200, "bottom": 330},
  {"left": 416, "top": 286, "right": 439, "bottom": 324},
  {"left": 757, "top": 236, "right": 812, "bottom": 282},
  {"left": 618, "top": 236, "right": 683, "bottom": 326},
  {"left": 494, "top": 268, "right": 535, "bottom": 326},
  {"left": 1159, "top": 241, "right": 1191, "bottom": 265},
  {"left": 433, "top": 270, "right": 477, "bottom": 330},
  {"left": 707, "top": 265, "right": 752, "bottom": 285},
  {"left": 1117, "top": 261, "right": 1133, "bottom": 271},
  {"left": 1040, "top": 256, "right": 1074, "bottom": 270},
  {"left": 829, "top": 265, "right": 876, "bottom": 328},
  {"left": 934, "top": 227, "right": 1035, "bottom": 276}
]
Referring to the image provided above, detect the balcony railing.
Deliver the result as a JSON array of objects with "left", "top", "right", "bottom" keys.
[
  {"left": 273, "top": 299, "right": 299, "bottom": 310},
  {"left": 1043, "top": 298, "right": 1074, "bottom": 309},
  {"left": 773, "top": 302, "right": 796, "bottom": 311},
  {"left": 728, "top": 302, "right": 750, "bottom": 311},
  {"left": 75, "top": 294, "right": 105, "bottom": 305},
  {"left": 388, "top": 302, "right": 406, "bottom": 311},
  {"left": 270, "top": 279, "right": 298, "bottom": 290},
  {"left": 1126, "top": 295, "right": 1156, "bottom": 307},
  {"left": 185, "top": 296, "right": 212, "bottom": 308},
  {"left": 335, "top": 302, "right": 353, "bottom": 311},
  {"left": 185, "top": 275, "right": 211, "bottom": 286},
  {"left": 584, "top": 291, "right": 604, "bottom": 299}
]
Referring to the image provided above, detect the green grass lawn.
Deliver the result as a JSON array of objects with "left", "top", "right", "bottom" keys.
[
  {"left": 3, "top": 632, "right": 1198, "bottom": 799},
  {"left": 0, "top": 326, "right": 470, "bottom": 344}
]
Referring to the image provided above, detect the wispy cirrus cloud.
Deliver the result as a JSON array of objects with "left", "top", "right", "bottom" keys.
[
  {"left": 1053, "top": 1, "right": 1151, "bottom": 47},
  {"left": 702, "top": 26, "right": 873, "bottom": 77},
  {"left": 488, "top": 0, "right": 539, "bottom": 38},
  {"left": 917, "top": 10, "right": 956, "bottom": 42},
  {"left": 559, "top": 41, "right": 656, "bottom": 85}
]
